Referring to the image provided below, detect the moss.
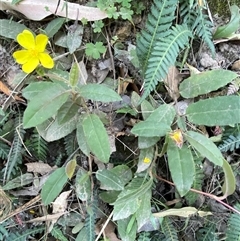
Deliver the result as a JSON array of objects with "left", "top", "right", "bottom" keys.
[{"left": 208, "top": 0, "right": 240, "bottom": 17}]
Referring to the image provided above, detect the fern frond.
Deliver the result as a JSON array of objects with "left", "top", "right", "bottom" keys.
[
  {"left": 196, "top": 221, "right": 218, "bottom": 241},
  {"left": 185, "top": 165, "right": 204, "bottom": 205},
  {"left": 193, "top": 8, "right": 215, "bottom": 55},
  {"left": 0, "top": 141, "right": 10, "bottom": 160},
  {"left": 136, "top": 0, "right": 178, "bottom": 73},
  {"left": 137, "top": 231, "right": 151, "bottom": 241},
  {"left": 226, "top": 204, "right": 240, "bottom": 241},
  {"left": 218, "top": 134, "right": 240, "bottom": 152},
  {"left": 0, "top": 223, "right": 8, "bottom": 240},
  {"left": 4, "top": 113, "right": 25, "bottom": 181},
  {"left": 85, "top": 204, "right": 96, "bottom": 241},
  {"left": 141, "top": 25, "right": 191, "bottom": 101},
  {"left": 5, "top": 226, "right": 45, "bottom": 241},
  {"left": 161, "top": 217, "right": 178, "bottom": 241},
  {"left": 27, "top": 129, "right": 48, "bottom": 160},
  {"left": 51, "top": 226, "right": 68, "bottom": 241}
]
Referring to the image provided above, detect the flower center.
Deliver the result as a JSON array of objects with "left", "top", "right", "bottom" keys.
[{"left": 29, "top": 48, "right": 39, "bottom": 58}]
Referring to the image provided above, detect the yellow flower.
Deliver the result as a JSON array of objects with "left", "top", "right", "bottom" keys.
[
  {"left": 143, "top": 157, "right": 151, "bottom": 164},
  {"left": 169, "top": 129, "right": 183, "bottom": 148},
  {"left": 13, "top": 30, "right": 54, "bottom": 74}
]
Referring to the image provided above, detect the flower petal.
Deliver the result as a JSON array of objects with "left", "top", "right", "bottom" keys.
[
  {"left": 39, "top": 53, "right": 54, "bottom": 69},
  {"left": 17, "top": 30, "right": 35, "bottom": 49},
  {"left": 35, "top": 34, "right": 48, "bottom": 52},
  {"left": 13, "top": 50, "right": 30, "bottom": 64},
  {"left": 22, "top": 57, "right": 39, "bottom": 73}
]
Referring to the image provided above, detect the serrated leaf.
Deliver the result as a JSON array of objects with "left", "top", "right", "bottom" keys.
[
  {"left": 65, "top": 158, "right": 77, "bottom": 179},
  {"left": 131, "top": 104, "right": 176, "bottom": 137},
  {"left": 221, "top": 159, "right": 236, "bottom": 199},
  {"left": 184, "top": 131, "right": 223, "bottom": 167},
  {"left": 23, "top": 82, "right": 69, "bottom": 128},
  {"left": 213, "top": 5, "right": 240, "bottom": 39},
  {"left": 67, "top": 25, "right": 83, "bottom": 54},
  {"left": 0, "top": 19, "right": 30, "bottom": 39},
  {"left": 179, "top": 69, "right": 237, "bottom": 98},
  {"left": 44, "top": 17, "right": 65, "bottom": 38},
  {"left": 186, "top": 96, "right": 240, "bottom": 126},
  {"left": 75, "top": 168, "right": 91, "bottom": 201},
  {"left": 82, "top": 113, "right": 110, "bottom": 163},
  {"left": 167, "top": 141, "right": 195, "bottom": 197},
  {"left": 37, "top": 113, "right": 78, "bottom": 142},
  {"left": 41, "top": 167, "right": 68, "bottom": 205},
  {"left": 79, "top": 84, "right": 122, "bottom": 102}
]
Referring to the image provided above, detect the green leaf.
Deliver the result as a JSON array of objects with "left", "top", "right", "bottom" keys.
[
  {"left": 37, "top": 113, "right": 78, "bottom": 142},
  {"left": 75, "top": 168, "right": 91, "bottom": 201},
  {"left": 137, "top": 146, "right": 154, "bottom": 173},
  {"left": 167, "top": 141, "right": 195, "bottom": 197},
  {"left": 57, "top": 98, "right": 81, "bottom": 125},
  {"left": 96, "top": 165, "right": 132, "bottom": 190},
  {"left": 41, "top": 167, "right": 68, "bottom": 205},
  {"left": 0, "top": 20, "right": 30, "bottom": 40},
  {"left": 118, "top": 217, "right": 137, "bottom": 241},
  {"left": 138, "top": 136, "right": 160, "bottom": 149},
  {"left": 213, "top": 5, "right": 240, "bottom": 39},
  {"left": 67, "top": 25, "right": 83, "bottom": 54},
  {"left": 44, "top": 18, "right": 65, "bottom": 38},
  {"left": 85, "top": 42, "right": 106, "bottom": 59},
  {"left": 221, "top": 159, "right": 236, "bottom": 198},
  {"left": 99, "top": 190, "right": 120, "bottom": 203},
  {"left": 135, "top": 188, "right": 152, "bottom": 229},
  {"left": 69, "top": 62, "right": 79, "bottom": 87},
  {"left": 65, "top": 158, "right": 77, "bottom": 179},
  {"left": 184, "top": 131, "right": 224, "bottom": 167},
  {"left": 76, "top": 117, "right": 90, "bottom": 156},
  {"left": 79, "top": 83, "right": 122, "bottom": 102},
  {"left": 2, "top": 173, "right": 33, "bottom": 190},
  {"left": 113, "top": 178, "right": 153, "bottom": 220},
  {"left": 23, "top": 82, "right": 69, "bottom": 128},
  {"left": 131, "top": 104, "right": 176, "bottom": 137},
  {"left": 179, "top": 69, "right": 237, "bottom": 98},
  {"left": 186, "top": 96, "right": 240, "bottom": 126},
  {"left": 82, "top": 113, "right": 110, "bottom": 163}
]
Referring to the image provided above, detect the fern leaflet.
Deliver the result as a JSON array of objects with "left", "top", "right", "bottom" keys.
[
  {"left": 5, "top": 226, "right": 45, "bottom": 241},
  {"left": 161, "top": 217, "right": 178, "bottom": 241},
  {"left": 86, "top": 203, "right": 96, "bottom": 241},
  {"left": 226, "top": 204, "right": 240, "bottom": 241},
  {"left": 51, "top": 226, "right": 68, "bottom": 241},
  {"left": 196, "top": 221, "right": 218, "bottom": 241},
  {"left": 0, "top": 141, "right": 10, "bottom": 160},
  {"left": 27, "top": 129, "right": 48, "bottom": 160},
  {"left": 218, "top": 134, "right": 240, "bottom": 152},
  {"left": 4, "top": 112, "right": 25, "bottom": 181},
  {"left": 136, "top": 0, "right": 178, "bottom": 73},
  {"left": 141, "top": 25, "right": 192, "bottom": 101}
]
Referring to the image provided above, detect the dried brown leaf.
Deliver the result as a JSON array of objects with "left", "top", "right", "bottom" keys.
[
  {"left": 163, "top": 66, "right": 182, "bottom": 101},
  {"left": 25, "top": 162, "right": 55, "bottom": 175}
]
